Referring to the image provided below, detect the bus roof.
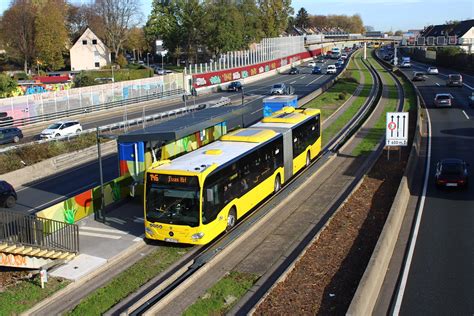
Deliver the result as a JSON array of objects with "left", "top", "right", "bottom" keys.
[
  {"left": 253, "top": 108, "right": 320, "bottom": 129},
  {"left": 152, "top": 128, "right": 280, "bottom": 174}
]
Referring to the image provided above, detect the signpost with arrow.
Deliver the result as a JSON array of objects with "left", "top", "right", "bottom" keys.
[
  {"left": 386, "top": 112, "right": 409, "bottom": 146},
  {"left": 386, "top": 112, "right": 409, "bottom": 161}
]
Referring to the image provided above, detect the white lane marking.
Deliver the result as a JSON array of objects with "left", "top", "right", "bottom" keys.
[
  {"left": 462, "top": 110, "right": 469, "bottom": 120},
  {"left": 290, "top": 80, "right": 297, "bottom": 84},
  {"left": 80, "top": 226, "right": 128, "bottom": 234},
  {"left": 306, "top": 75, "right": 323, "bottom": 87},
  {"left": 435, "top": 83, "right": 440, "bottom": 87},
  {"left": 133, "top": 217, "right": 144, "bottom": 223},
  {"left": 133, "top": 234, "right": 145, "bottom": 242},
  {"left": 300, "top": 76, "right": 306, "bottom": 79},
  {"left": 27, "top": 184, "right": 95, "bottom": 213},
  {"left": 463, "top": 83, "right": 474, "bottom": 90},
  {"left": 79, "top": 231, "right": 122, "bottom": 239},
  {"left": 393, "top": 106, "right": 433, "bottom": 315}
]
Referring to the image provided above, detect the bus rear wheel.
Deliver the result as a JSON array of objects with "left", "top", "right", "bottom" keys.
[
  {"left": 274, "top": 175, "right": 281, "bottom": 193},
  {"left": 226, "top": 208, "right": 237, "bottom": 232}
]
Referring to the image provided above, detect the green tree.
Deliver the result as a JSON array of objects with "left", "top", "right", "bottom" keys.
[
  {"left": 239, "top": 0, "right": 263, "bottom": 44},
  {"left": 35, "top": 0, "right": 69, "bottom": 71},
  {"left": 73, "top": 72, "right": 95, "bottom": 87},
  {"left": 394, "top": 30, "right": 403, "bottom": 36},
  {"left": 1, "top": 0, "right": 37, "bottom": 73},
  {"left": 145, "top": 1, "right": 181, "bottom": 63},
  {"left": 0, "top": 73, "right": 18, "bottom": 97},
  {"left": 295, "top": 7, "right": 310, "bottom": 29},
  {"left": 258, "top": 0, "right": 294, "bottom": 37},
  {"left": 203, "top": 0, "right": 244, "bottom": 56}
]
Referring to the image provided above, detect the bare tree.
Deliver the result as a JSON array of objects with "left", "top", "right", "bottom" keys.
[{"left": 94, "top": 0, "right": 141, "bottom": 60}]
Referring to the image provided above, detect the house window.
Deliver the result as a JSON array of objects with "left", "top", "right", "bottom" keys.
[
  {"left": 92, "top": 39, "right": 97, "bottom": 45},
  {"left": 95, "top": 62, "right": 100, "bottom": 68},
  {"left": 82, "top": 40, "right": 87, "bottom": 45}
]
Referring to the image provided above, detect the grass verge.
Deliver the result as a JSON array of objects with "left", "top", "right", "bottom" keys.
[
  {"left": 0, "top": 273, "right": 70, "bottom": 315},
  {"left": 306, "top": 51, "right": 361, "bottom": 120},
  {"left": 352, "top": 53, "right": 399, "bottom": 156},
  {"left": 66, "top": 246, "right": 188, "bottom": 315},
  {"left": 319, "top": 54, "right": 375, "bottom": 147},
  {"left": 0, "top": 133, "right": 108, "bottom": 175},
  {"left": 183, "top": 271, "right": 258, "bottom": 316}
]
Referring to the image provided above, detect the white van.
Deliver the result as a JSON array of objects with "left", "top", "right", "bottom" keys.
[{"left": 326, "top": 65, "right": 337, "bottom": 74}]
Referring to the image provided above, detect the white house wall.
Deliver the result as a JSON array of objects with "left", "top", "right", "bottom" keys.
[{"left": 70, "top": 28, "right": 111, "bottom": 71}]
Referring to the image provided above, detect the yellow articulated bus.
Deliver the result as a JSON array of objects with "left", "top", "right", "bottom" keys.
[{"left": 144, "top": 107, "right": 321, "bottom": 245}]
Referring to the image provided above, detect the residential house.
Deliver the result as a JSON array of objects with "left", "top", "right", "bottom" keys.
[
  {"left": 421, "top": 19, "right": 474, "bottom": 53},
  {"left": 70, "top": 27, "right": 111, "bottom": 71}
]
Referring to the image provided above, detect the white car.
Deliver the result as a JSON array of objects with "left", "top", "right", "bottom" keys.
[
  {"left": 427, "top": 67, "right": 439, "bottom": 74},
  {"left": 308, "top": 61, "right": 316, "bottom": 68},
  {"left": 400, "top": 62, "right": 411, "bottom": 68},
  {"left": 326, "top": 65, "right": 337, "bottom": 74},
  {"left": 341, "top": 53, "right": 348, "bottom": 59},
  {"left": 270, "top": 83, "right": 287, "bottom": 95},
  {"left": 40, "top": 121, "right": 82, "bottom": 139}
]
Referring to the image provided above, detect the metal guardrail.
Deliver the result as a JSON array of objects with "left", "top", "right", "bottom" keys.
[
  {"left": 0, "top": 209, "right": 79, "bottom": 254},
  {"left": 0, "top": 89, "right": 185, "bottom": 129},
  {"left": 0, "top": 96, "right": 232, "bottom": 154}
]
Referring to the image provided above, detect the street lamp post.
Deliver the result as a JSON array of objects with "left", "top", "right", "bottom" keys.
[
  {"left": 161, "top": 52, "right": 164, "bottom": 71},
  {"left": 111, "top": 65, "right": 115, "bottom": 83},
  {"left": 96, "top": 127, "right": 118, "bottom": 223},
  {"left": 241, "top": 87, "right": 244, "bottom": 105},
  {"left": 147, "top": 53, "right": 150, "bottom": 67}
]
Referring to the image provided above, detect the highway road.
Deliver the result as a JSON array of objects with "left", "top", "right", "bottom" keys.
[
  {"left": 5, "top": 56, "right": 346, "bottom": 214},
  {"left": 393, "top": 60, "right": 474, "bottom": 314}
]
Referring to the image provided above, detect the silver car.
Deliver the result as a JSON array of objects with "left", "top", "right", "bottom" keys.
[
  {"left": 270, "top": 83, "right": 287, "bottom": 95},
  {"left": 427, "top": 67, "right": 439, "bottom": 75},
  {"left": 433, "top": 93, "right": 454, "bottom": 107}
]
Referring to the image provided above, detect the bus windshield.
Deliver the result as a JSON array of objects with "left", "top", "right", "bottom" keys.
[{"left": 146, "top": 184, "right": 200, "bottom": 227}]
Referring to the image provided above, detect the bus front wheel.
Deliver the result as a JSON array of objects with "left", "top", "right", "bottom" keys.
[
  {"left": 226, "top": 208, "right": 237, "bottom": 232},
  {"left": 274, "top": 175, "right": 281, "bottom": 193}
]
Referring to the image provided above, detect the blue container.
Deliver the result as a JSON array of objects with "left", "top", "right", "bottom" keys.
[{"left": 262, "top": 95, "right": 298, "bottom": 117}]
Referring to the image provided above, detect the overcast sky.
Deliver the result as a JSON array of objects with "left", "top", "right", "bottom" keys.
[{"left": 0, "top": 0, "right": 472, "bottom": 31}]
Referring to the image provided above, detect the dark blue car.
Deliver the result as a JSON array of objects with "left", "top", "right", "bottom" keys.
[
  {"left": 0, "top": 180, "right": 17, "bottom": 208},
  {"left": 0, "top": 127, "right": 23, "bottom": 144},
  {"left": 312, "top": 66, "right": 322, "bottom": 74},
  {"left": 335, "top": 61, "right": 343, "bottom": 69}
]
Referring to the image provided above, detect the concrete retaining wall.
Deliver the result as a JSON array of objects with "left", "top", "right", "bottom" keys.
[
  {"left": 3, "top": 141, "right": 117, "bottom": 189},
  {"left": 346, "top": 58, "right": 428, "bottom": 315}
]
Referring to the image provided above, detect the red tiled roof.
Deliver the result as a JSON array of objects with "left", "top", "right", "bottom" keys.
[{"left": 34, "top": 75, "right": 70, "bottom": 84}]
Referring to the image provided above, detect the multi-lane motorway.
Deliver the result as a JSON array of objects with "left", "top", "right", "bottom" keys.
[
  {"left": 393, "top": 59, "right": 474, "bottom": 314},
  {"left": 8, "top": 57, "right": 344, "bottom": 214}
]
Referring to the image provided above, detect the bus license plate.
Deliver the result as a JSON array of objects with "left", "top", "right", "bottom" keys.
[
  {"left": 165, "top": 238, "right": 178, "bottom": 243},
  {"left": 446, "top": 183, "right": 457, "bottom": 187}
]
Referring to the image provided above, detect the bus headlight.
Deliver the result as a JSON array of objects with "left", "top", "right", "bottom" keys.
[
  {"left": 192, "top": 232, "right": 205, "bottom": 240},
  {"left": 145, "top": 227, "right": 154, "bottom": 236}
]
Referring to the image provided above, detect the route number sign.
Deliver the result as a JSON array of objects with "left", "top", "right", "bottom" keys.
[{"left": 386, "top": 112, "right": 408, "bottom": 146}]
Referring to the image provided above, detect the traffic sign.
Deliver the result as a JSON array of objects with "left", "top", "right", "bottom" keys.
[{"left": 386, "top": 112, "right": 408, "bottom": 146}]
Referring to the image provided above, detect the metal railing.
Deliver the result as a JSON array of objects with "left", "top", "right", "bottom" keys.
[
  {"left": 0, "top": 88, "right": 184, "bottom": 128},
  {"left": 0, "top": 96, "right": 231, "bottom": 154},
  {"left": 0, "top": 209, "right": 79, "bottom": 254}
]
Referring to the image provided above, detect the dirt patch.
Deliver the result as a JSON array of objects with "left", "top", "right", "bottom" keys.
[
  {"left": 0, "top": 267, "right": 34, "bottom": 292},
  {"left": 255, "top": 145, "right": 409, "bottom": 315}
]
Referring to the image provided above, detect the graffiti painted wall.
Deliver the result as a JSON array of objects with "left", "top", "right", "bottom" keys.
[
  {"left": 192, "top": 49, "right": 322, "bottom": 88},
  {"left": 36, "top": 175, "right": 133, "bottom": 224}
]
